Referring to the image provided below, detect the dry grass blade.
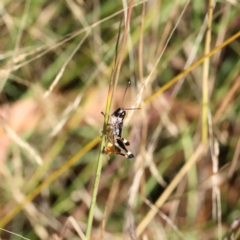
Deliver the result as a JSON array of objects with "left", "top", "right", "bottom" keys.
[
  {"left": 66, "top": 217, "right": 88, "bottom": 240},
  {"left": 144, "top": 31, "right": 240, "bottom": 104},
  {"left": 44, "top": 30, "right": 91, "bottom": 98},
  {"left": 0, "top": 228, "right": 31, "bottom": 240},
  {"left": 201, "top": 0, "right": 214, "bottom": 144},
  {"left": 0, "top": 119, "right": 42, "bottom": 165},
  {"left": 136, "top": 144, "right": 207, "bottom": 237},
  {"left": 2, "top": 1, "right": 146, "bottom": 74},
  {"left": 126, "top": 0, "right": 190, "bottom": 124},
  {"left": 228, "top": 136, "right": 240, "bottom": 178},
  {"left": 138, "top": 2, "right": 145, "bottom": 82},
  {"left": 0, "top": 0, "right": 31, "bottom": 92},
  {"left": 213, "top": 75, "right": 240, "bottom": 123},
  {"left": 0, "top": 136, "right": 100, "bottom": 228},
  {"left": 143, "top": 199, "right": 185, "bottom": 240}
]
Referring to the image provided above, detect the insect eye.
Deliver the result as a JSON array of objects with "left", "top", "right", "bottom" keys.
[{"left": 114, "top": 108, "right": 122, "bottom": 117}]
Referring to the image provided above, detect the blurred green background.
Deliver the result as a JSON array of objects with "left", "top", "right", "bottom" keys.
[{"left": 0, "top": 0, "right": 240, "bottom": 239}]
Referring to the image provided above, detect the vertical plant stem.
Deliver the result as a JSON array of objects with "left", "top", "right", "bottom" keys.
[
  {"left": 138, "top": 2, "right": 145, "bottom": 82},
  {"left": 86, "top": 1, "right": 134, "bottom": 239},
  {"left": 201, "top": 0, "right": 213, "bottom": 144},
  {"left": 85, "top": 140, "right": 106, "bottom": 239},
  {"left": 85, "top": 60, "right": 115, "bottom": 240},
  {"left": 114, "top": 0, "right": 134, "bottom": 91}
]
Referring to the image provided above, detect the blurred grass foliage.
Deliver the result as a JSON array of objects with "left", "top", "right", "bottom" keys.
[{"left": 0, "top": 0, "right": 240, "bottom": 239}]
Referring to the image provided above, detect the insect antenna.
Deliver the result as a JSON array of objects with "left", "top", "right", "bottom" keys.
[
  {"left": 121, "top": 80, "right": 131, "bottom": 107},
  {"left": 121, "top": 80, "right": 141, "bottom": 111},
  {"left": 124, "top": 107, "right": 141, "bottom": 111}
]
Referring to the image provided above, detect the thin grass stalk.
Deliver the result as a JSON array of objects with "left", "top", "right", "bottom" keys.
[
  {"left": 138, "top": 2, "right": 145, "bottom": 82},
  {"left": 156, "top": 0, "right": 180, "bottom": 57},
  {"left": 228, "top": 136, "right": 240, "bottom": 178},
  {"left": 85, "top": 136, "right": 106, "bottom": 239},
  {"left": 213, "top": 74, "right": 240, "bottom": 123},
  {"left": 201, "top": 0, "right": 213, "bottom": 144},
  {"left": 203, "top": 2, "right": 222, "bottom": 238},
  {"left": 114, "top": 0, "right": 134, "bottom": 92},
  {"left": 85, "top": 18, "right": 122, "bottom": 240},
  {"left": 86, "top": 1, "right": 134, "bottom": 238},
  {"left": 25, "top": 134, "right": 68, "bottom": 192},
  {"left": 0, "top": 227, "right": 30, "bottom": 240},
  {"left": 122, "top": 0, "right": 135, "bottom": 79}
]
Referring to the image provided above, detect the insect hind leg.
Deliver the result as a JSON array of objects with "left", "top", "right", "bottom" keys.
[
  {"left": 115, "top": 139, "right": 134, "bottom": 159},
  {"left": 122, "top": 138, "right": 130, "bottom": 146},
  {"left": 126, "top": 152, "right": 134, "bottom": 158}
]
